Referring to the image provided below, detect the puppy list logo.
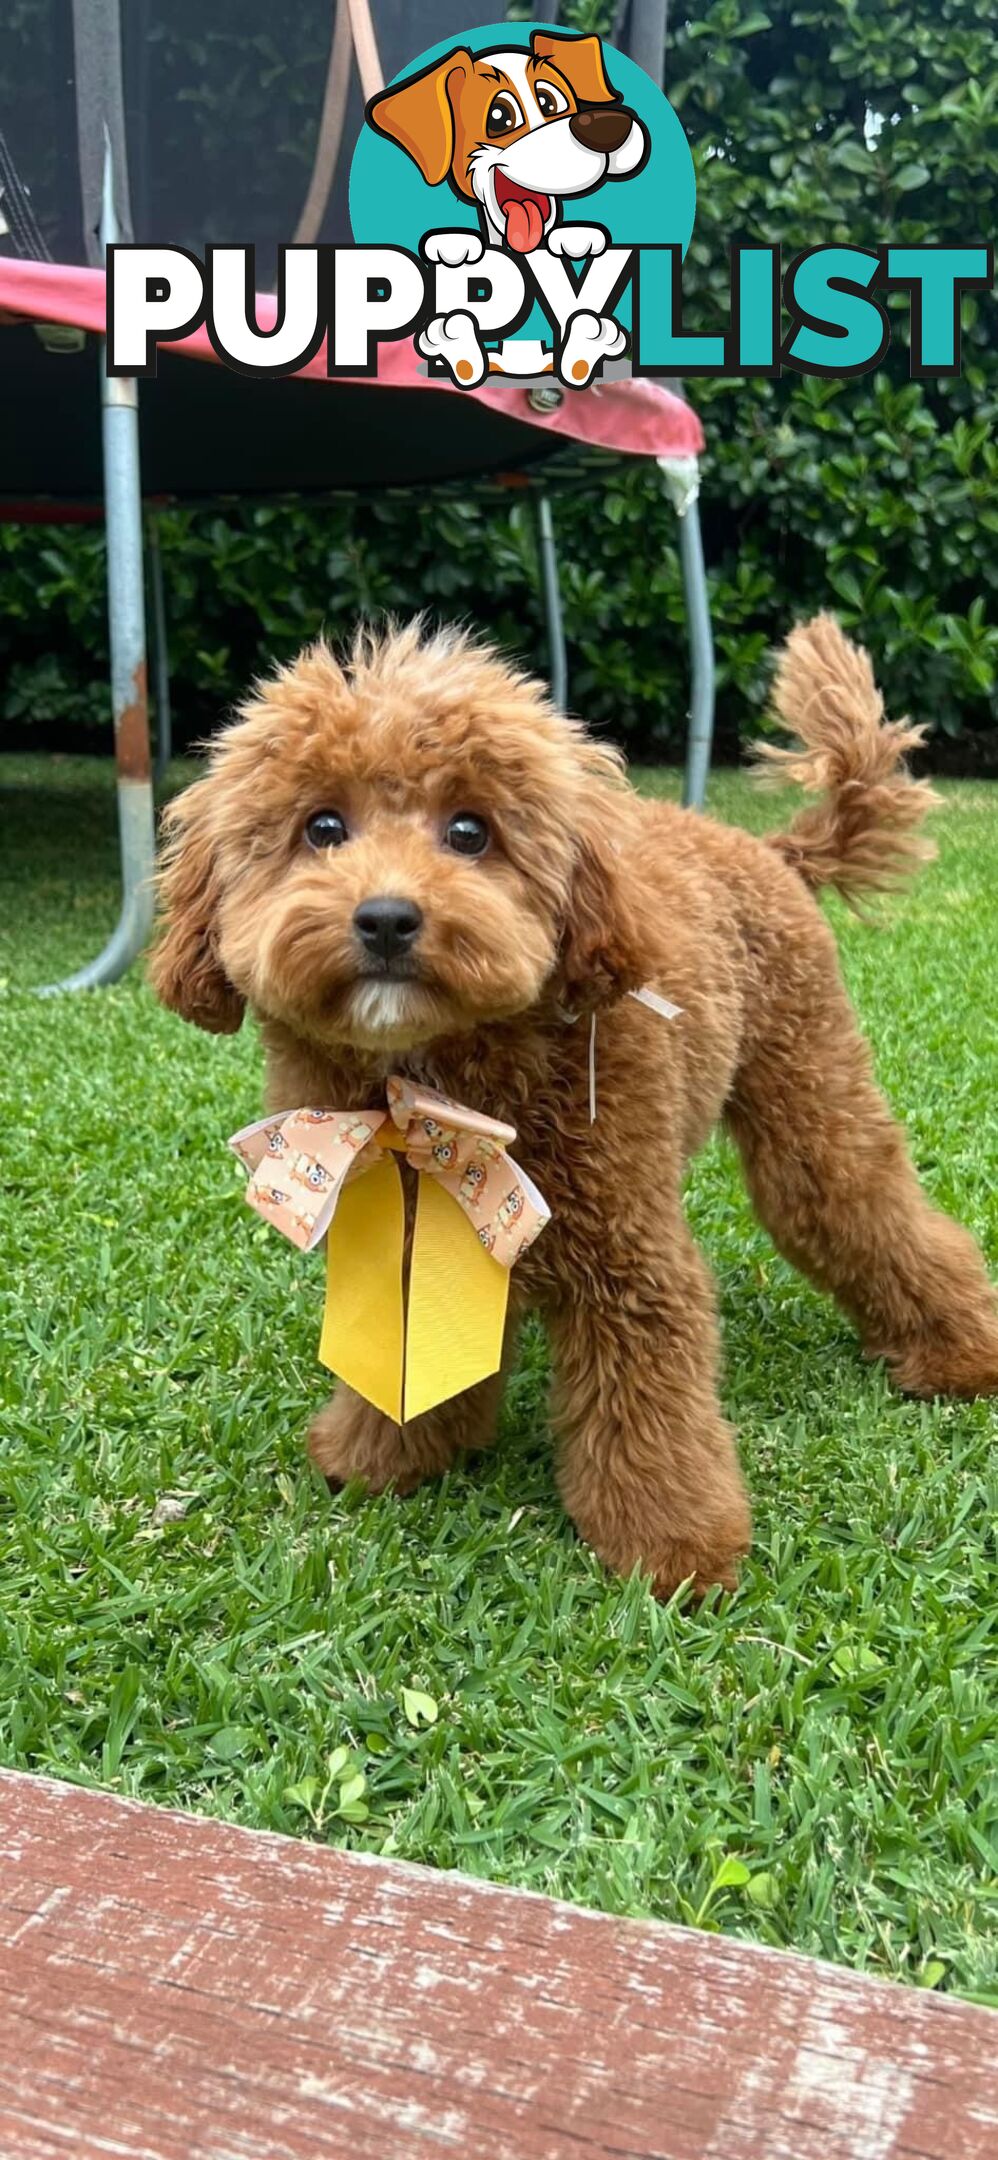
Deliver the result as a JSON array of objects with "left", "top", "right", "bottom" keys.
[
  {"left": 107, "top": 19, "right": 993, "bottom": 389},
  {"left": 353, "top": 24, "right": 674, "bottom": 388}
]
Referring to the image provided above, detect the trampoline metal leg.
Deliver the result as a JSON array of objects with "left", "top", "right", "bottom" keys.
[
  {"left": 535, "top": 491, "right": 568, "bottom": 712},
  {"left": 148, "top": 512, "right": 172, "bottom": 781},
  {"left": 38, "top": 130, "right": 155, "bottom": 995},
  {"left": 678, "top": 495, "right": 715, "bottom": 811},
  {"left": 38, "top": 367, "right": 156, "bottom": 994}
]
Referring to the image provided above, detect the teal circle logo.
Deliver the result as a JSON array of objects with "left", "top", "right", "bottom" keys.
[{"left": 349, "top": 20, "right": 695, "bottom": 377}]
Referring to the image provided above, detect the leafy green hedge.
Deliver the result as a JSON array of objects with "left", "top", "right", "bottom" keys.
[{"left": 2, "top": 0, "right": 996, "bottom": 759}]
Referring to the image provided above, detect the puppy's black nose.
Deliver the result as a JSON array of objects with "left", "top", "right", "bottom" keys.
[
  {"left": 569, "top": 106, "right": 633, "bottom": 153},
  {"left": 353, "top": 895, "right": 424, "bottom": 962}
]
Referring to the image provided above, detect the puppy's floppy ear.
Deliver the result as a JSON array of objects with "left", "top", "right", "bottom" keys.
[
  {"left": 559, "top": 783, "right": 651, "bottom": 1007},
  {"left": 530, "top": 30, "right": 621, "bottom": 107},
  {"left": 366, "top": 50, "right": 471, "bottom": 187},
  {"left": 147, "top": 781, "right": 244, "bottom": 1034}
]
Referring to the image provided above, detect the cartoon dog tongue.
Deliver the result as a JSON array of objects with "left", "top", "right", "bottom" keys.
[{"left": 503, "top": 192, "right": 546, "bottom": 254}]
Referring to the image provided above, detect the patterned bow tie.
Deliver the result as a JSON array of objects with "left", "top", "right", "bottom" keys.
[{"left": 229, "top": 1076, "right": 549, "bottom": 1422}]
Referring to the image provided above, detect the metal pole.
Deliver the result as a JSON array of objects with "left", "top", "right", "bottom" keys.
[
  {"left": 148, "top": 513, "right": 172, "bottom": 781},
  {"left": 38, "top": 136, "right": 156, "bottom": 993},
  {"left": 618, "top": 0, "right": 668, "bottom": 84},
  {"left": 534, "top": 492, "right": 568, "bottom": 712},
  {"left": 649, "top": 0, "right": 714, "bottom": 804},
  {"left": 678, "top": 495, "right": 715, "bottom": 810}
]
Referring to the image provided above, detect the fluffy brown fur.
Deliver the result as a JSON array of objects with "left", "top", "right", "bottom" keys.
[{"left": 149, "top": 613, "right": 998, "bottom": 1597}]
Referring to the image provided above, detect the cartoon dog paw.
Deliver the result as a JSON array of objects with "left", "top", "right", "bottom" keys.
[
  {"left": 422, "top": 231, "right": 486, "bottom": 269},
  {"left": 560, "top": 309, "right": 627, "bottom": 387},
  {"left": 417, "top": 310, "right": 488, "bottom": 388},
  {"left": 546, "top": 226, "right": 608, "bottom": 261}
]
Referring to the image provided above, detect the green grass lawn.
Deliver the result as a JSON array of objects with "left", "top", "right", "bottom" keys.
[{"left": 2, "top": 753, "right": 997, "bottom": 2003}]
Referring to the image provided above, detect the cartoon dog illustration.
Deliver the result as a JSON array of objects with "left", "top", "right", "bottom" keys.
[
  {"left": 368, "top": 30, "right": 647, "bottom": 386},
  {"left": 257, "top": 1185, "right": 290, "bottom": 1212},
  {"left": 339, "top": 1116, "right": 379, "bottom": 1152},
  {"left": 459, "top": 1159, "right": 488, "bottom": 1207},
  {"left": 293, "top": 1154, "right": 332, "bottom": 1193}
]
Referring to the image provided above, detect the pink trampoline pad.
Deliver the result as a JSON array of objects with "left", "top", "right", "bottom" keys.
[{"left": 0, "top": 260, "right": 704, "bottom": 463}]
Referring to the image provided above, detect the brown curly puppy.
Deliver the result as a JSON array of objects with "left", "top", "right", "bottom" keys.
[{"left": 149, "top": 614, "right": 998, "bottom": 1597}]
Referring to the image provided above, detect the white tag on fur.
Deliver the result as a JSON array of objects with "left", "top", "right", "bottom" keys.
[
  {"left": 588, "top": 986, "right": 683, "bottom": 1123},
  {"left": 629, "top": 985, "right": 684, "bottom": 1021}
]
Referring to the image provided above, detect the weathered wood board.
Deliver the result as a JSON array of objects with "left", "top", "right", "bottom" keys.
[{"left": 0, "top": 1768, "right": 994, "bottom": 2159}]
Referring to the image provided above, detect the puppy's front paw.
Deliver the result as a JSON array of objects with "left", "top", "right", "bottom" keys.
[
  {"left": 417, "top": 310, "right": 487, "bottom": 387},
  {"left": 308, "top": 1391, "right": 458, "bottom": 1496},
  {"left": 560, "top": 309, "right": 627, "bottom": 386},
  {"left": 872, "top": 1322, "right": 998, "bottom": 1401},
  {"left": 309, "top": 1394, "right": 414, "bottom": 1494},
  {"left": 648, "top": 1537, "right": 747, "bottom": 1603},
  {"left": 422, "top": 231, "right": 485, "bottom": 268},
  {"left": 563, "top": 1454, "right": 751, "bottom": 1603},
  {"left": 593, "top": 1519, "right": 749, "bottom": 1602},
  {"left": 546, "top": 225, "right": 607, "bottom": 261}
]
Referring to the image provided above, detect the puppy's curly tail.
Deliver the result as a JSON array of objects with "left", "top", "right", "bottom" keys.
[{"left": 754, "top": 614, "right": 938, "bottom": 906}]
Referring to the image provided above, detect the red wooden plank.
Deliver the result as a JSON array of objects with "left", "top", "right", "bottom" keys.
[{"left": 0, "top": 1769, "right": 994, "bottom": 2160}]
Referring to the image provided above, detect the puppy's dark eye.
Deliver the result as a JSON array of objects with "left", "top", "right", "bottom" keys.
[
  {"left": 305, "top": 809, "right": 348, "bottom": 849},
  {"left": 487, "top": 93, "right": 523, "bottom": 137},
  {"left": 535, "top": 82, "right": 568, "bottom": 119},
  {"left": 444, "top": 812, "right": 490, "bottom": 857}
]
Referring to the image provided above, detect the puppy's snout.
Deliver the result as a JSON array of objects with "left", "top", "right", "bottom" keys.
[
  {"left": 353, "top": 895, "right": 424, "bottom": 963},
  {"left": 568, "top": 106, "right": 634, "bottom": 153}
]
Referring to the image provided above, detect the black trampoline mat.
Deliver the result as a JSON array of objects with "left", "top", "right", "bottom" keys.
[{"left": 0, "top": 328, "right": 569, "bottom": 501}]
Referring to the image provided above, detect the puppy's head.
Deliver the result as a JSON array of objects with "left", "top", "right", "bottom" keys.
[
  {"left": 149, "top": 622, "right": 651, "bottom": 1056},
  {"left": 368, "top": 32, "right": 646, "bottom": 254}
]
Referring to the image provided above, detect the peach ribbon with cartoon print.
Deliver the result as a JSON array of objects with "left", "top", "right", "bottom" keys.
[{"left": 229, "top": 1076, "right": 549, "bottom": 1422}]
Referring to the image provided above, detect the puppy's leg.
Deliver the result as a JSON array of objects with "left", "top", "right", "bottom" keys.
[
  {"left": 416, "top": 311, "right": 488, "bottom": 388},
  {"left": 309, "top": 1351, "right": 511, "bottom": 1496},
  {"left": 546, "top": 227, "right": 607, "bottom": 261},
  {"left": 726, "top": 929, "right": 998, "bottom": 1399},
  {"left": 548, "top": 1218, "right": 751, "bottom": 1600},
  {"left": 559, "top": 309, "right": 626, "bottom": 388}
]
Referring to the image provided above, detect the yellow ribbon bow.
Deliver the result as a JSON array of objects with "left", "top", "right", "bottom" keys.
[{"left": 229, "top": 1076, "right": 549, "bottom": 1422}]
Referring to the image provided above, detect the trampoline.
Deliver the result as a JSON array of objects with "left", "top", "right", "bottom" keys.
[{"left": 0, "top": 1, "right": 714, "bottom": 992}]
